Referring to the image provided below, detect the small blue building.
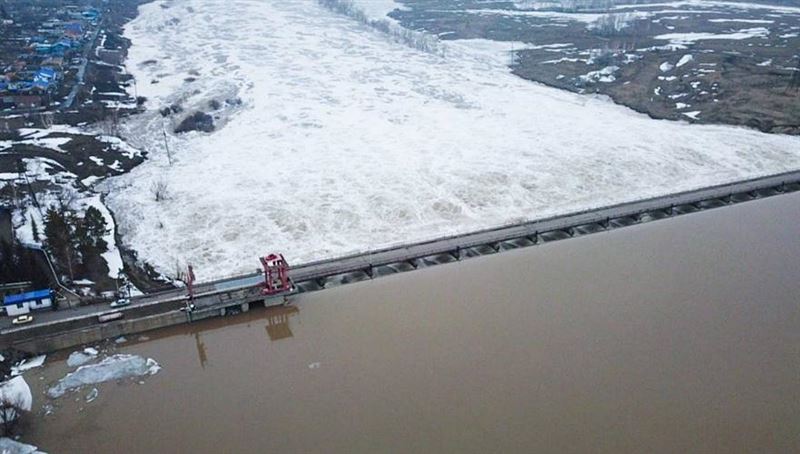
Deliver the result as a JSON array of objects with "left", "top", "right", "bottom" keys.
[
  {"left": 3, "top": 289, "right": 53, "bottom": 316},
  {"left": 32, "top": 67, "right": 58, "bottom": 90}
]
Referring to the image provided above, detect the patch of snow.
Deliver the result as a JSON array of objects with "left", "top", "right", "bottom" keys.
[
  {"left": 541, "top": 57, "right": 586, "bottom": 64},
  {"left": 676, "top": 54, "right": 694, "bottom": 67},
  {"left": 84, "top": 195, "right": 125, "bottom": 278},
  {"left": 82, "top": 175, "right": 102, "bottom": 187},
  {"left": 529, "top": 43, "right": 574, "bottom": 50},
  {"left": 47, "top": 354, "right": 161, "bottom": 399},
  {"left": 757, "top": 59, "right": 773, "bottom": 66},
  {"left": 11, "top": 355, "right": 46, "bottom": 376},
  {"left": 613, "top": 1, "right": 800, "bottom": 15},
  {"left": 660, "top": 61, "right": 675, "bottom": 72},
  {"left": 654, "top": 28, "right": 770, "bottom": 45},
  {"left": 675, "top": 102, "right": 691, "bottom": 109},
  {"left": 0, "top": 376, "right": 33, "bottom": 416},
  {"left": 579, "top": 65, "right": 619, "bottom": 83},
  {"left": 96, "top": 135, "right": 143, "bottom": 159},
  {"left": 683, "top": 111, "right": 701, "bottom": 119},
  {"left": 708, "top": 18, "right": 774, "bottom": 24},
  {"left": 779, "top": 33, "right": 799, "bottom": 38},
  {"left": 19, "top": 137, "right": 72, "bottom": 153}
]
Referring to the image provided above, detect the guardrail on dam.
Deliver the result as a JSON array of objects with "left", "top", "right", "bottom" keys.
[{"left": 4, "top": 169, "right": 800, "bottom": 353}]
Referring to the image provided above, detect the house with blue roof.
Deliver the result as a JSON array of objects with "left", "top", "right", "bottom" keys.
[
  {"left": 3, "top": 289, "right": 53, "bottom": 316},
  {"left": 82, "top": 9, "right": 100, "bottom": 21},
  {"left": 33, "top": 67, "right": 57, "bottom": 90}
]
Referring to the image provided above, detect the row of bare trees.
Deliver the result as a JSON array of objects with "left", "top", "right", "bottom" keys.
[{"left": 317, "top": 0, "right": 445, "bottom": 57}]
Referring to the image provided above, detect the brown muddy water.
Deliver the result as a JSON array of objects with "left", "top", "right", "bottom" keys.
[{"left": 21, "top": 192, "right": 800, "bottom": 453}]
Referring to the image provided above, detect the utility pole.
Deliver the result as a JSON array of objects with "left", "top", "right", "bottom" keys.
[{"left": 162, "top": 128, "right": 173, "bottom": 166}]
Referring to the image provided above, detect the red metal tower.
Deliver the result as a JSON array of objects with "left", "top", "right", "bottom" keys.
[{"left": 260, "top": 253, "right": 292, "bottom": 295}]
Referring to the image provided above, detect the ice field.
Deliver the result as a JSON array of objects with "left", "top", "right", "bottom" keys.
[{"left": 105, "top": 0, "right": 800, "bottom": 278}]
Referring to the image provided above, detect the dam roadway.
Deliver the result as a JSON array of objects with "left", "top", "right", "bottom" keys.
[{"left": 3, "top": 169, "right": 800, "bottom": 352}]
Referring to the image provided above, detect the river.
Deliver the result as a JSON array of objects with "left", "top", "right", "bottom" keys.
[{"left": 21, "top": 191, "right": 800, "bottom": 453}]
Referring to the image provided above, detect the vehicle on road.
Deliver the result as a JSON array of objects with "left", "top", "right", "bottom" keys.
[
  {"left": 110, "top": 298, "right": 131, "bottom": 308},
  {"left": 98, "top": 312, "right": 124, "bottom": 323},
  {"left": 12, "top": 315, "right": 34, "bottom": 325}
]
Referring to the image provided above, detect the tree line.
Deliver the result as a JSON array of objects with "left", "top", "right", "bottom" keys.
[{"left": 42, "top": 204, "right": 109, "bottom": 282}]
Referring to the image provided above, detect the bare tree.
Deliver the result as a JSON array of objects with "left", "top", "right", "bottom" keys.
[
  {"left": 37, "top": 112, "right": 54, "bottom": 129},
  {"left": 317, "top": 0, "right": 445, "bottom": 57},
  {"left": 0, "top": 395, "right": 28, "bottom": 437},
  {"left": 150, "top": 178, "right": 170, "bottom": 202},
  {"left": 53, "top": 187, "right": 79, "bottom": 213}
]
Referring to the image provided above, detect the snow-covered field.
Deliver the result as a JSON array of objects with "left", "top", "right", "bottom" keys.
[{"left": 106, "top": 0, "right": 800, "bottom": 279}]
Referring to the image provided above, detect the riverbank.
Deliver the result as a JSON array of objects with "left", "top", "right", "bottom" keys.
[
  {"left": 389, "top": 0, "right": 800, "bottom": 134},
  {"left": 0, "top": 0, "right": 171, "bottom": 295},
  {"left": 18, "top": 184, "right": 800, "bottom": 453}
]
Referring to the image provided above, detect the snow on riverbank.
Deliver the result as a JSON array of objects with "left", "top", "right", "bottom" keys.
[
  {"left": 108, "top": 0, "right": 800, "bottom": 279},
  {"left": 0, "top": 376, "right": 33, "bottom": 416},
  {"left": 47, "top": 354, "right": 160, "bottom": 399},
  {"left": 10, "top": 356, "right": 46, "bottom": 377}
]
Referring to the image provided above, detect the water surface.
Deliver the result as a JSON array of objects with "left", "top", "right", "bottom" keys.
[{"left": 26, "top": 192, "right": 800, "bottom": 453}]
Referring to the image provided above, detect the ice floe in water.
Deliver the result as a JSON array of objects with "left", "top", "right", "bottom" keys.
[
  {"left": 0, "top": 438, "right": 45, "bottom": 454},
  {"left": 66, "top": 348, "right": 100, "bottom": 368},
  {"left": 47, "top": 354, "right": 161, "bottom": 399}
]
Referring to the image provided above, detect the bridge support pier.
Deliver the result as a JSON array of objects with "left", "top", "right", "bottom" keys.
[
  {"left": 365, "top": 266, "right": 374, "bottom": 279},
  {"left": 451, "top": 247, "right": 462, "bottom": 261},
  {"left": 241, "top": 302, "right": 250, "bottom": 313}
]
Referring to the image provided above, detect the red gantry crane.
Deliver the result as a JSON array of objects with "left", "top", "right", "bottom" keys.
[{"left": 260, "top": 253, "right": 293, "bottom": 296}]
